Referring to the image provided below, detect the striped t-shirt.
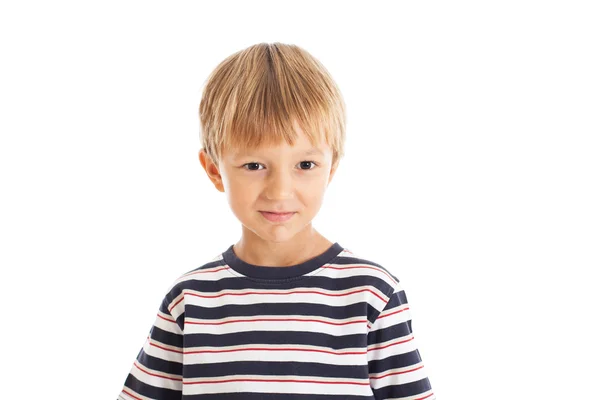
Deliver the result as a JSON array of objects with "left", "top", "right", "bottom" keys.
[{"left": 118, "top": 242, "right": 435, "bottom": 400}]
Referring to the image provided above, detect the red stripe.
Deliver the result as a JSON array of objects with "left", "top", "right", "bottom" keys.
[
  {"left": 370, "top": 364, "right": 424, "bottom": 379},
  {"left": 184, "top": 288, "right": 381, "bottom": 299},
  {"left": 168, "top": 296, "right": 184, "bottom": 312},
  {"left": 122, "top": 389, "right": 144, "bottom": 400},
  {"left": 322, "top": 264, "right": 397, "bottom": 285},
  {"left": 178, "top": 287, "right": 386, "bottom": 303},
  {"left": 157, "top": 313, "right": 176, "bottom": 323},
  {"left": 134, "top": 361, "right": 182, "bottom": 381},
  {"left": 415, "top": 393, "right": 435, "bottom": 400},
  {"left": 367, "top": 306, "right": 410, "bottom": 330},
  {"left": 185, "top": 377, "right": 371, "bottom": 386},
  {"left": 186, "top": 317, "right": 366, "bottom": 326},
  {"left": 368, "top": 336, "right": 414, "bottom": 352},
  {"left": 185, "top": 346, "right": 366, "bottom": 356},
  {"left": 182, "top": 266, "right": 230, "bottom": 277},
  {"left": 378, "top": 306, "right": 410, "bottom": 320},
  {"left": 169, "top": 285, "right": 390, "bottom": 313},
  {"left": 149, "top": 341, "right": 184, "bottom": 354}
]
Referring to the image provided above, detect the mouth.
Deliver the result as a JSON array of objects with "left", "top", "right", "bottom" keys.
[{"left": 259, "top": 211, "right": 296, "bottom": 222}]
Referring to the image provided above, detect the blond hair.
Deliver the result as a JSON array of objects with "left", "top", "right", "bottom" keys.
[{"left": 199, "top": 42, "right": 346, "bottom": 167}]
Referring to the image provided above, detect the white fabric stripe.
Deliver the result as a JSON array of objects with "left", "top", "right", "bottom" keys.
[
  {"left": 370, "top": 305, "right": 412, "bottom": 331},
  {"left": 118, "top": 388, "right": 154, "bottom": 400},
  {"left": 367, "top": 333, "right": 417, "bottom": 362},
  {"left": 369, "top": 362, "right": 429, "bottom": 389},
  {"left": 179, "top": 286, "right": 388, "bottom": 311},
  {"left": 371, "top": 363, "right": 427, "bottom": 389},
  {"left": 185, "top": 314, "right": 367, "bottom": 335},
  {"left": 154, "top": 310, "right": 182, "bottom": 335},
  {"left": 144, "top": 337, "right": 183, "bottom": 363},
  {"left": 128, "top": 360, "right": 182, "bottom": 391},
  {"left": 183, "top": 343, "right": 367, "bottom": 365},
  {"left": 319, "top": 263, "right": 397, "bottom": 286},
  {"left": 175, "top": 265, "right": 236, "bottom": 283},
  {"left": 167, "top": 294, "right": 185, "bottom": 321},
  {"left": 182, "top": 376, "right": 374, "bottom": 396},
  {"left": 185, "top": 313, "right": 365, "bottom": 326},
  {"left": 134, "top": 359, "right": 181, "bottom": 381},
  {"left": 185, "top": 373, "right": 366, "bottom": 385}
]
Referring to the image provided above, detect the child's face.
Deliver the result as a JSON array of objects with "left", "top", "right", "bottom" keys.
[{"left": 200, "top": 127, "right": 338, "bottom": 243}]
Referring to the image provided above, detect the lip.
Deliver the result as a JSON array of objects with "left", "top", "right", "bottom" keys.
[{"left": 260, "top": 211, "right": 296, "bottom": 222}]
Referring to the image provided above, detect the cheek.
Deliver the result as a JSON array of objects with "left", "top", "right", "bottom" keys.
[
  {"left": 299, "top": 179, "right": 328, "bottom": 204},
  {"left": 225, "top": 180, "right": 256, "bottom": 208}
]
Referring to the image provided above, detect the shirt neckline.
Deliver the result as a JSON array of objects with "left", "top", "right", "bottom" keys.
[{"left": 222, "top": 242, "right": 344, "bottom": 280}]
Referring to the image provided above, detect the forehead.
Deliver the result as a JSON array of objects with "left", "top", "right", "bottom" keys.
[
  {"left": 231, "top": 145, "right": 326, "bottom": 157},
  {"left": 227, "top": 133, "right": 330, "bottom": 159}
]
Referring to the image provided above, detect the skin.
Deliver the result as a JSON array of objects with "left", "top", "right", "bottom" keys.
[{"left": 198, "top": 125, "right": 339, "bottom": 268}]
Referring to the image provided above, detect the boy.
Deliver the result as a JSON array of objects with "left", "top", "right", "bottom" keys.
[{"left": 118, "top": 42, "right": 435, "bottom": 400}]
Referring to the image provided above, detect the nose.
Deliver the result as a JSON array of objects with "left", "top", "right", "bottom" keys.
[{"left": 264, "top": 168, "right": 294, "bottom": 200}]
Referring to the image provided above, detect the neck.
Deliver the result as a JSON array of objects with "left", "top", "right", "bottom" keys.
[{"left": 233, "top": 227, "right": 332, "bottom": 267}]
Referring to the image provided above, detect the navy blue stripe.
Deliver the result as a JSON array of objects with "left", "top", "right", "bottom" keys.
[
  {"left": 184, "top": 329, "right": 366, "bottom": 349},
  {"left": 172, "top": 274, "right": 395, "bottom": 297},
  {"left": 368, "top": 349, "right": 424, "bottom": 373},
  {"left": 371, "top": 377, "right": 432, "bottom": 398},
  {"left": 124, "top": 374, "right": 181, "bottom": 400},
  {"left": 150, "top": 326, "right": 183, "bottom": 348},
  {"left": 184, "top": 360, "right": 369, "bottom": 379},
  {"left": 137, "top": 349, "right": 183, "bottom": 376},
  {"left": 367, "top": 320, "right": 412, "bottom": 346},
  {"left": 184, "top": 300, "right": 370, "bottom": 321},
  {"left": 385, "top": 290, "right": 408, "bottom": 308},
  {"left": 181, "top": 394, "right": 375, "bottom": 400},
  {"left": 223, "top": 242, "right": 344, "bottom": 280}
]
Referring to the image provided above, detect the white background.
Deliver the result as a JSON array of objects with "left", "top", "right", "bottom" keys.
[{"left": 1, "top": 1, "right": 599, "bottom": 399}]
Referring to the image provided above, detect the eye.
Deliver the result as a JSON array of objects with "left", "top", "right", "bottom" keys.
[
  {"left": 242, "top": 162, "right": 264, "bottom": 171},
  {"left": 241, "top": 161, "right": 318, "bottom": 171},
  {"left": 298, "top": 161, "right": 317, "bottom": 170}
]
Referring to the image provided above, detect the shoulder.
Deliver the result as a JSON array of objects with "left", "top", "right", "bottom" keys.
[
  {"left": 159, "top": 249, "right": 229, "bottom": 307},
  {"left": 333, "top": 246, "right": 401, "bottom": 297},
  {"left": 332, "top": 246, "right": 407, "bottom": 325}
]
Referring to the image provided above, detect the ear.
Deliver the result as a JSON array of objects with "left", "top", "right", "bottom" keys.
[{"left": 199, "top": 149, "right": 225, "bottom": 192}]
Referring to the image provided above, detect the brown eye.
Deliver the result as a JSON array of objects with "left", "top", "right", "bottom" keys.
[
  {"left": 242, "top": 162, "right": 264, "bottom": 171},
  {"left": 299, "top": 161, "right": 317, "bottom": 170}
]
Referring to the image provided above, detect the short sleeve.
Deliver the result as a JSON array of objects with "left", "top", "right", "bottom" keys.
[
  {"left": 118, "top": 297, "right": 184, "bottom": 400},
  {"left": 367, "top": 281, "right": 435, "bottom": 400}
]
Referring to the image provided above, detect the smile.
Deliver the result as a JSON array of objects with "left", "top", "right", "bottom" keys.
[{"left": 259, "top": 211, "right": 296, "bottom": 222}]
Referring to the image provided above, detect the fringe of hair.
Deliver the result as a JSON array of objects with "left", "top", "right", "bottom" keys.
[{"left": 199, "top": 42, "right": 346, "bottom": 166}]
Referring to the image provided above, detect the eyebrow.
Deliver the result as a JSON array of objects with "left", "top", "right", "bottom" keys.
[{"left": 304, "top": 147, "right": 324, "bottom": 156}]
